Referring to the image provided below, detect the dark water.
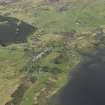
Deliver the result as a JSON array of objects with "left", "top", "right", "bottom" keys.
[
  {"left": 0, "top": 15, "right": 36, "bottom": 46},
  {"left": 59, "top": 49, "right": 105, "bottom": 105}
]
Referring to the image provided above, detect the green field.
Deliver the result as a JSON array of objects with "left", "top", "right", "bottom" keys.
[{"left": 0, "top": 0, "right": 105, "bottom": 105}]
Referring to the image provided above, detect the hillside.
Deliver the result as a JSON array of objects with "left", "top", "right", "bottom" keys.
[{"left": 0, "top": 0, "right": 105, "bottom": 105}]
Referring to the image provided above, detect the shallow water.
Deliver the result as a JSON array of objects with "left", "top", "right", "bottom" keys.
[{"left": 59, "top": 50, "right": 105, "bottom": 105}]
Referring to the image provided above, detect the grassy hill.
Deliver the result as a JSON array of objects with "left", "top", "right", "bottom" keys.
[{"left": 0, "top": 0, "right": 105, "bottom": 105}]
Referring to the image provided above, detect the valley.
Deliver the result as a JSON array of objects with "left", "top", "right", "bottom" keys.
[{"left": 0, "top": 0, "right": 105, "bottom": 105}]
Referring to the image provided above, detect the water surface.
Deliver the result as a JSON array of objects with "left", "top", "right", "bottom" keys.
[
  {"left": 0, "top": 15, "right": 35, "bottom": 46},
  {"left": 60, "top": 50, "right": 105, "bottom": 105}
]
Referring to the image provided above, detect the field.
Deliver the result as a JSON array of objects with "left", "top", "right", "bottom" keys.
[{"left": 0, "top": 0, "right": 105, "bottom": 105}]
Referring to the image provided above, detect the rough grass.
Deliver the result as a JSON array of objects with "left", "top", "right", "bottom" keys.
[
  {"left": 1, "top": 0, "right": 105, "bottom": 105},
  {"left": 0, "top": 45, "right": 30, "bottom": 105},
  {"left": 1, "top": 0, "right": 105, "bottom": 33}
]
